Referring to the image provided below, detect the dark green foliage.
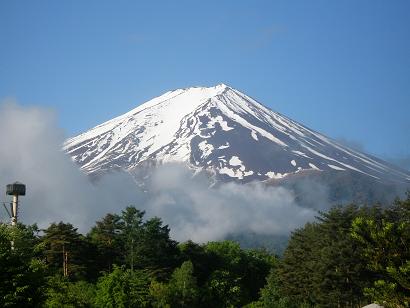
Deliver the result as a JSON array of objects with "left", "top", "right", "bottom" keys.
[
  {"left": 277, "top": 223, "right": 321, "bottom": 304},
  {"left": 173, "top": 240, "right": 276, "bottom": 307},
  {"left": 168, "top": 260, "right": 199, "bottom": 307},
  {"left": 39, "top": 222, "right": 89, "bottom": 280},
  {"left": 150, "top": 261, "right": 201, "bottom": 308},
  {"left": 4, "top": 197, "right": 410, "bottom": 307},
  {"left": 133, "top": 216, "right": 180, "bottom": 271},
  {"left": 255, "top": 269, "right": 293, "bottom": 308},
  {"left": 179, "top": 240, "right": 213, "bottom": 285},
  {"left": 205, "top": 269, "right": 243, "bottom": 307},
  {"left": 200, "top": 244, "right": 238, "bottom": 307},
  {"left": 243, "top": 248, "right": 277, "bottom": 300},
  {"left": 202, "top": 241, "right": 275, "bottom": 307},
  {"left": 118, "top": 207, "right": 145, "bottom": 270},
  {"left": 0, "top": 223, "right": 46, "bottom": 307},
  {"left": 44, "top": 275, "right": 96, "bottom": 307},
  {"left": 88, "top": 213, "right": 122, "bottom": 273},
  {"left": 278, "top": 205, "right": 374, "bottom": 307},
  {"left": 88, "top": 206, "right": 179, "bottom": 277},
  {"left": 352, "top": 194, "right": 410, "bottom": 307},
  {"left": 94, "top": 265, "right": 152, "bottom": 307},
  {"left": 149, "top": 279, "right": 171, "bottom": 308}
]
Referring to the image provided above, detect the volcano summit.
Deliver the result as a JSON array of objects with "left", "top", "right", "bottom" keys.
[{"left": 64, "top": 84, "right": 410, "bottom": 185}]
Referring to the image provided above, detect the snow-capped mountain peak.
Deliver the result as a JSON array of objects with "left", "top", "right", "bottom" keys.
[{"left": 64, "top": 84, "right": 410, "bottom": 184}]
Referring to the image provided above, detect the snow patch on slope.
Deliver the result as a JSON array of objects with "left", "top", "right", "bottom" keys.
[
  {"left": 251, "top": 130, "right": 258, "bottom": 141},
  {"left": 229, "top": 156, "right": 242, "bottom": 166},
  {"left": 198, "top": 141, "right": 214, "bottom": 159}
]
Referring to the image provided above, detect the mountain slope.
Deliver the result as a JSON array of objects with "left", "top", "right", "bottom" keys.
[{"left": 64, "top": 84, "right": 410, "bottom": 184}]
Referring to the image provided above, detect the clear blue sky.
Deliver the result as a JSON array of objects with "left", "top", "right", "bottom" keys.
[{"left": 1, "top": 0, "right": 409, "bottom": 162}]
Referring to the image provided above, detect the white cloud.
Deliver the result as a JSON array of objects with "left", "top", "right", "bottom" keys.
[
  {"left": 0, "top": 100, "right": 317, "bottom": 242},
  {"left": 0, "top": 100, "right": 141, "bottom": 232}
]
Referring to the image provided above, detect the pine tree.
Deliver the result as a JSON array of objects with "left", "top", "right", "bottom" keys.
[
  {"left": 39, "top": 222, "right": 87, "bottom": 279},
  {"left": 352, "top": 195, "right": 410, "bottom": 307},
  {"left": 133, "top": 216, "right": 180, "bottom": 272},
  {"left": 88, "top": 213, "right": 122, "bottom": 273},
  {"left": 278, "top": 205, "right": 374, "bottom": 307}
]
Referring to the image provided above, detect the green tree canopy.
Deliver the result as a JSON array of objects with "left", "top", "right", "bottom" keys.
[
  {"left": 352, "top": 194, "right": 410, "bottom": 307},
  {"left": 278, "top": 205, "right": 375, "bottom": 307},
  {"left": 39, "top": 221, "right": 89, "bottom": 280},
  {"left": 88, "top": 206, "right": 180, "bottom": 276},
  {"left": 88, "top": 213, "right": 122, "bottom": 273},
  {"left": 0, "top": 223, "right": 46, "bottom": 307},
  {"left": 168, "top": 260, "right": 199, "bottom": 307},
  {"left": 94, "top": 265, "right": 152, "bottom": 308},
  {"left": 44, "top": 275, "right": 95, "bottom": 308}
]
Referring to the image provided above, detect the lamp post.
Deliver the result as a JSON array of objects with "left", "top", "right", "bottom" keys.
[{"left": 6, "top": 182, "right": 26, "bottom": 226}]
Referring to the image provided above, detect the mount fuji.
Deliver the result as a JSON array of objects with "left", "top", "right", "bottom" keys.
[{"left": 64, "top": 84, "right": 410, "bottom": 186}]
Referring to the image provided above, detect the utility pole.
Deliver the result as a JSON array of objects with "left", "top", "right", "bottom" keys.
[
  {"left": 63, "top": 244, "right": 69, "bottom": 277},
  {"left": 131, "top": 238, "right": 134, "bottom": 273}
]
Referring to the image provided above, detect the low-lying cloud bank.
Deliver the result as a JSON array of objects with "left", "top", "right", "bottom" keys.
[
  {"left": 144, "top": 165, "right": 315, "bottom": 242},
  {"left": 0, "top": 100, "right": 317, "bottom": 242}
]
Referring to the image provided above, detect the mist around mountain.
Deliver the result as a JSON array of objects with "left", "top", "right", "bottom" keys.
[
  {"left": 0, "top": 101, "right": 317, "bottom": 244},
  {"left": 2, "top": 87, "right": 409, "bottom": 252},
  {"left": 1, "top": 92, "right": 409, "bottom": 307},
  {"left": 58, "top": 84, "right": 410, "bottom": 254},
  {"left": 63, "top": 83, "right": 410, "bottom": 213}
]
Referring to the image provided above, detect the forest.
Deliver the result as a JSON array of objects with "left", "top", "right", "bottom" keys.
[{"left": 1, "top": 195, "right": 409, "bottom": 308}]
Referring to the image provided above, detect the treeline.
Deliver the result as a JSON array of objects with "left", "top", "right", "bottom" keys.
[
  {"left": 0, "top": 195, "right": 409, "bottom": 307},
  {"left": 273, "top": 195, "right": 410, "bottom": 308},
  {"left": 0, "top": 207, "right": 274, "bottom": 307}
]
